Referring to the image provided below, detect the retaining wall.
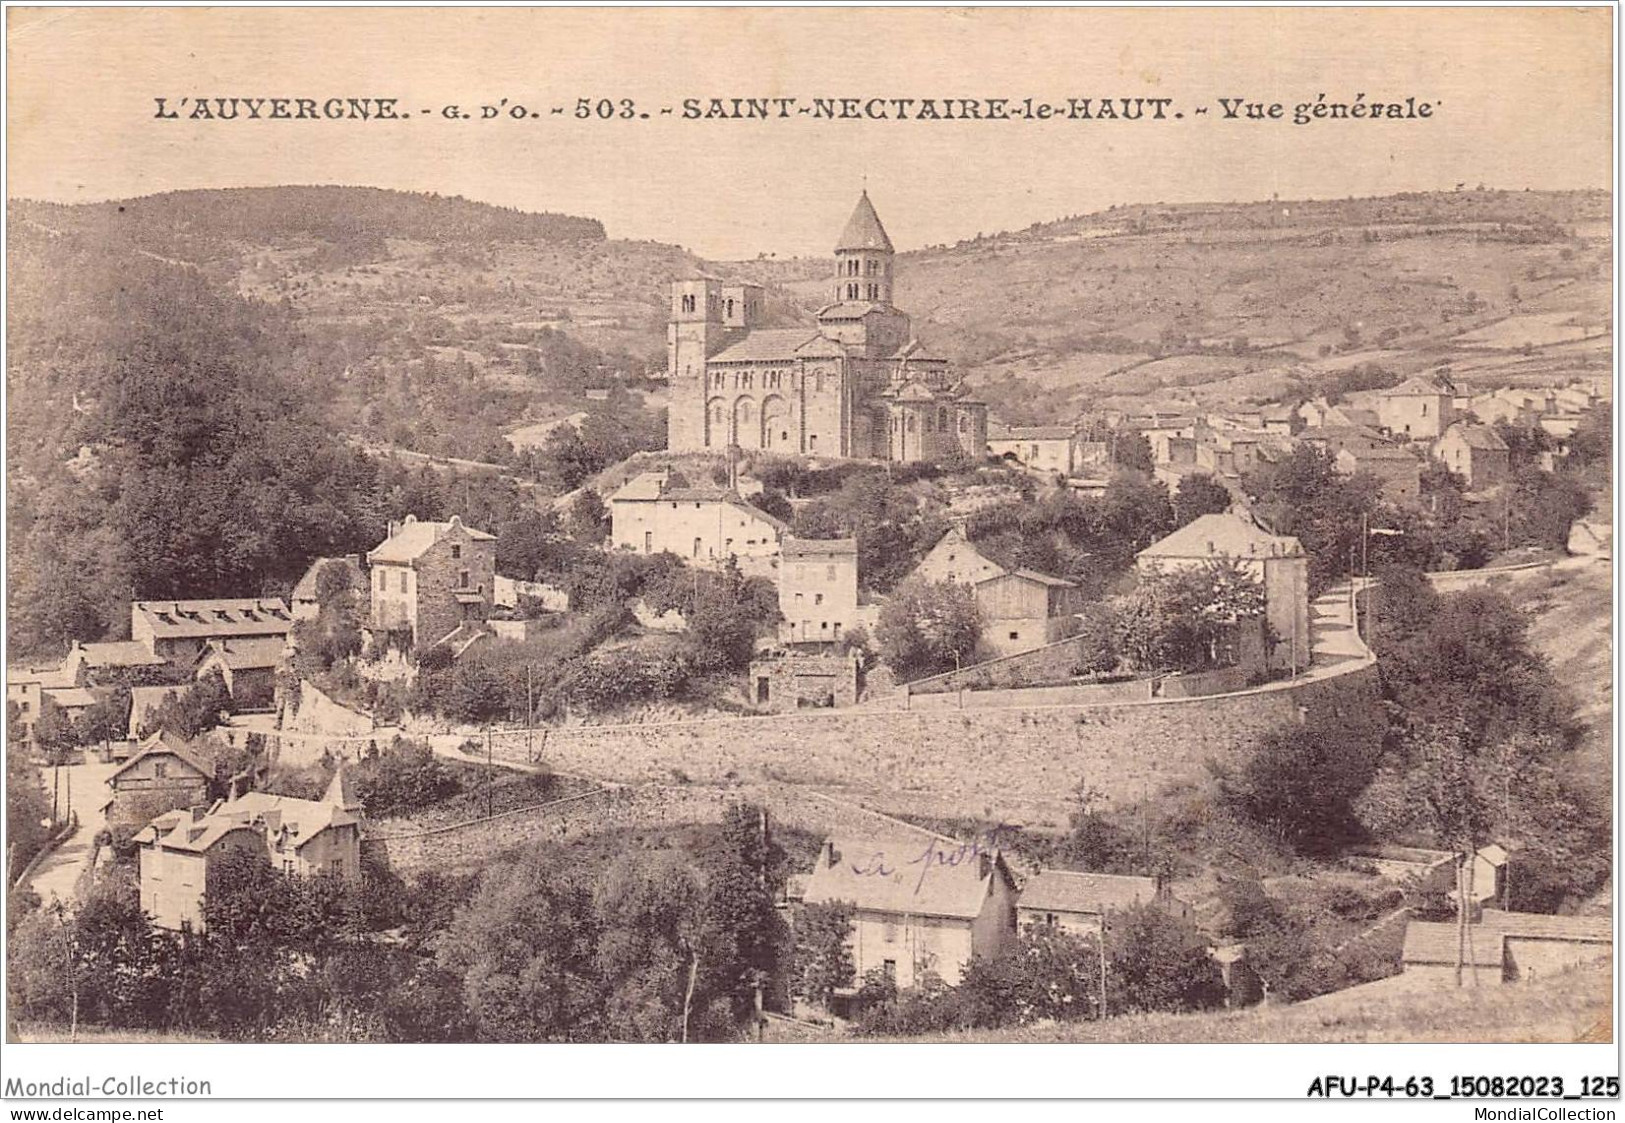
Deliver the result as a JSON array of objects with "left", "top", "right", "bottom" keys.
[
  {"left": 362, "top": 781, "right": 945, "bottom": 875},
  {"left": 444, "top": 661, "right": 1379, "bottom": 829}
]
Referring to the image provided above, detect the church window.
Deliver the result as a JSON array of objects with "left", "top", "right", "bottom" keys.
[
  {"left": 847, "top": 283, "right": 859, "bottom": 300},
  {"left": 907, "top": 415, "right": 916, "bottom": 433},
  {"left": 938, "top": 407, "right": 949, "bottom": 430},
  {"left": 726, "top": 298, "right": 735, "bottom": 318},
  {"left": 866, "top": 284, "right": 879, "bottom": 300},
  {"left": 959, "top": 415, "right": 969, "bottom": 433},
  {"left": 681, "top": 293, "right": 696, "bottom": 314}
]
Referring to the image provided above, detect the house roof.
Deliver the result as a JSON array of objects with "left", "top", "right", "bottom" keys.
[
  {"left": 133, "top": 598, "right": 294, "bottom": 640},
  {"left": 369, "top": 515, "right": 495, "bottom": 566},
  {"left": 986, "top": 568, "right": 1078, "bottom": 590},
  {"left": 835, "top": 191, "right": 894, "bottom": 253},
  {"left": 611, "top": 471, "right": 670, "bottom": 502},
  {"left": 43, "top": 687, "right": 98, "bottom": 710},
  {"left": 892, "top": 339, "right": 947, "bottom": 363},
  {"left": 198, "top": 636, "right": 287, "bottom": 672},
  {"left": 1384, "top": 376, "right": 1454, "bottom": 397},
  {"left": 800, "top": 836, "right": 1009, "bottom": 921},
  {"left": 783, "top": 536, "right": 857, "bottom": 559},
  {"left": 9, "top": 662, "right": 79, "bottom": 690},
  {"left": 1138, "top": 513, "right": 1304, "bottom": 561},
  {"left": 816, "top": 301, "right": 887, "bottom": 321},
  {"left": 1481, "top": 909, "right": 1611, "bottom": 943},
  {"left": 1344, "top": 445, "right": 1421, "bottom": 463},
  {"left": 109, "top": 731, "right": 214, "bottom": 785},
  {"left": 708, "top": 328, "right": 826, "bottom": 364},
  {"left": 1441, "top": 423, "right": 1509, "bottom": 452},
  {"left": 73, "top": 640, "right": 167, "bottom": 669},
  {"left": 1018, "top": 869, "right": 1160, "bottom": 916},
  {"left": 171, "top": 787, "right": 360, "bottom": 854},
  {"left": 1402, "top": 921, "right": 1505, "bottom": 967},
  {"left": 988, "top": 425, "right": 1075, "bottom": 442}
]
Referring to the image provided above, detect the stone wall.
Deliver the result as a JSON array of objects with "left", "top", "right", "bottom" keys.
[
  {"left": 907, "top": 634, "right": 1083, "bottom": 695},
  {"left": 1424, "top": 560, "right": 1555, "bottom": 593},
  {"left": 457, "top": 663, "right": 1380, "bottom": 830},
  {"left": 363, "top": 780, "right": 945, "bottom": 875}
]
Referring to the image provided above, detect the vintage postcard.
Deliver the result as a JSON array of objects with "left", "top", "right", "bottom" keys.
[{"left": 2, "top": 4, "right": 1615, "bottom": 1111}]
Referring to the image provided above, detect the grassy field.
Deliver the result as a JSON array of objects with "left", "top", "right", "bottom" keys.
[{"left": 809, "top": 959, "right": 1612, "bottom": 1045}]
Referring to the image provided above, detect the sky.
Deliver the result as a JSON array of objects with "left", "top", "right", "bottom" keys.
[{"left": 6, "top": 7, "right": 1614, "bottom": 259}]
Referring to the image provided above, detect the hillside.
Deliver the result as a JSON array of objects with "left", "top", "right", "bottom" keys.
[
  {"left": 11, "top": 186, "right": 1610, "bottom": 450},
  {"left": 730, "top": 189, "right": 1613, "bottom": 423}
]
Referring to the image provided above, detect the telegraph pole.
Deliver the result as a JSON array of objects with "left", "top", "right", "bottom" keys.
[{"left": 1097, "top": 909, "right": 1109, "bottom": 1020}]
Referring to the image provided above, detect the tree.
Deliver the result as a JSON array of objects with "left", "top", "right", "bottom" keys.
[
  {"left": 5, "top": 745, "right": 52, "bottom": 884},
  {"left": 143, "top": 670, "right": 233, "bottom": 740},
  {"left": 687, "top": 557, "right": 772, "bottom": 671},
  {"left": 874, "top": 578, "right": 982, "bottom": 681},
  {"left": 1071, "top": 603, "right": 1120, "bottom": 676},
  {"left": 958, "top": 922, "right": 1103, "bottom": 1026},
  {"left": 495, "top": 509, "right": 562, "bottom": 581},
  {"left": 1113, "top": 561, "right": 1265, "bottom": 674},
  {"left": 565, "top": 489, "right": 608, "bottom": 545},
  {"left": 698, "top": 803, "right": 788, "bottom": 1035},
  {"left": 1242, "top": 445, "right": 1378, "bottom": 592},
  {"left": 1105, "top": 903, "right": 1226, "bottom": 1015},
  {"left": 1221, "top": 719, "right": 1381, "bottom": 853},
  {"left": 1172, "top": 473, "right": 1232, "bottom": 527},
  {"left": 351, "top": 738, "right": 459, "bottom": 817},
  {"left": 592, "top": 852, "right": 718, "bottom": 1042},
  {"left": 789, "top": 900, "right": 855, "bottom": 1010},
  {"left": 437, "top": 845, "right": 605, "bottom": 1041}
]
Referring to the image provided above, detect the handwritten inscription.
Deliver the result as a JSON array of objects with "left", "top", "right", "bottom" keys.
[{"left": 849, "top": 826, "right": 1015, "bottom": 895}]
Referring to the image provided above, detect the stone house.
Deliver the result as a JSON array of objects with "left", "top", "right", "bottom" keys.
[
  {"left": 913, "top": 526, "right": 1005, "bottom": 586},
  {"left": 1136, "top": 512, "right": 1311, "bottom": 673},
  {"left": 747, "top": 651, "right": 862, "bottom": 711},
  {"left": 778, "top": 536, "right": 859, "bottom": 647},
  {"left": 134, "top": 769, "right": 363, "bottom": 932},
  {"left": 1376, "top": 376, "right": 1456, "bottom": 441},
  {"left": 609, "top": 470, "right": 786, "bottom": 574},
  {"left": 367, "top": 514, "right": 497, "bottom": 653},
  {"left": 1016, "top": 869, "right": 1189, "bottom": 936},
  {"left": 103, "top": 731, "right": 214, "bottom": 828},
  {"left": 1433, "top": 422, "right": 1511, "bottom": 490},
  {"left": 986, "top": 425, "right": 1079, "bottom": 475},
  {"left": 1401, "top": 911, "right": 1610, "bottom": 987},
  {"left": 193, "top": 636, "right": 286, "bottom": 707},
  {"left": 799, "top": 835, "right": 1018, "bottom": 992},
  {"left": 61, "top": 640, "right": 169, "bottom": 686},
  {"left": 7, "top": 662, "right": 80, "bottom": 745},
  {"left": 974, "top": 569, "right": 1082, "bottom": 658},
  {"left": 130, "top": 598, "right": 295, "bottom": 669},
  {"left": 1334, "top": 444, "right": 1423, "bottom": 505}
]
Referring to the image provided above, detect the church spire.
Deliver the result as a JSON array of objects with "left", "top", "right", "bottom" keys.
[
  {"left": 832, "top": 191, "right": 895, "bottom": 306},
  {"left": 835, "top": 190, "right": 894, "bottom": 253}
]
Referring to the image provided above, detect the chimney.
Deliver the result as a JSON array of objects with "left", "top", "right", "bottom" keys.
[
  {"left": 824, "top": 840, "right": 840, "bottom": 869},
  {"left": 387, "top": 520, "right": 400, "bottom": 539},
  {"left": 978, "top": 852, "right": 992, "bottom": 880}
]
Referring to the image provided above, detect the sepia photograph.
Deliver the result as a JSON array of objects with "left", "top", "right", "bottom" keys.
[{"left": 0, "top": 3, "right": 1616, "bottom": 1109}]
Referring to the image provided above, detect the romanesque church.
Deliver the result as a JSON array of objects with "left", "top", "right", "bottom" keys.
[{"left": 665, "top": 192, "right": 988, "bottom": 462}]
